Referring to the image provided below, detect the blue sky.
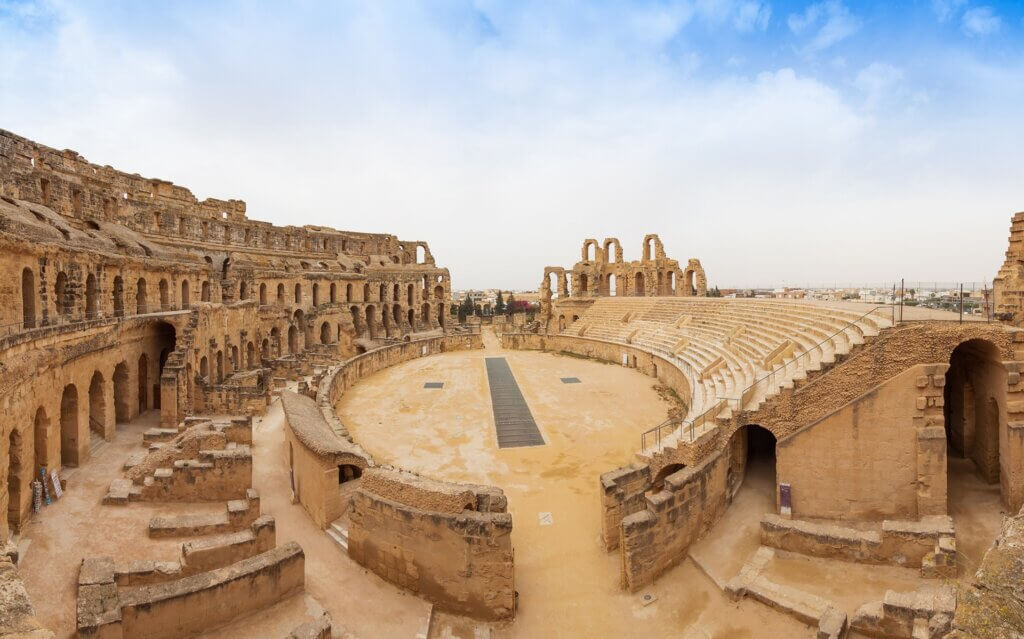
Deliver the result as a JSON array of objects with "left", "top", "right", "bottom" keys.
[{"left": 1, "top": 1, "right": 1022, "bottom": 289}]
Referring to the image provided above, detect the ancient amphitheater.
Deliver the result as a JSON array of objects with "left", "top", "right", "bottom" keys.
[{"left": 0, "top": 128, "right": 1021, "bottom": 639}]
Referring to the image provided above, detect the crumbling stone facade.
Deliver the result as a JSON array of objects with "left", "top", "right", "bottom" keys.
[
  {"left": 538, "top": 234, "right": 707, "bottom": 332},
  {"left": 994, "top": 211, "right": 1024, "bottom": 325},
  {"left": 0, "top": 129, "right": 451, "bottom": 539}
]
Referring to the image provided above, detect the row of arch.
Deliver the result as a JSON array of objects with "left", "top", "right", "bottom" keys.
[
  {"left": 349, "top": 302, "right": 446, "bottom": 339},
  {"left": 248, "top": 280, "right": 447, "bottom": 308}
]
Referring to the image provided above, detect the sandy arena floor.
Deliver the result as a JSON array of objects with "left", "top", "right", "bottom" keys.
[{"left": 337, "top": 330, "right": 813, "bottom": 638}]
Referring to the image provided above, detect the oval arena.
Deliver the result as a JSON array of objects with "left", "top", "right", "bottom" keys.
[{"left": 0, "top": 129, "right": 1022, "bottom": 639}]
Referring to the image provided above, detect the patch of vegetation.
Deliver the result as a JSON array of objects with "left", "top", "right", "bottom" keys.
[
  {"left": 557, "top": 350, "right": 614, "bottom": 365},
  {"left": 654, "top": 384, "right": 688, "bottom": 420}
]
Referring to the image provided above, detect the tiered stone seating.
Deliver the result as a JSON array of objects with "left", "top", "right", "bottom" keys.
[{"left": 559, "top": 297, "right": 892, "bottom": 453}]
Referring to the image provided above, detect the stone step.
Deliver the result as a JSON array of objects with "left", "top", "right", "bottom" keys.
[{"left": 326, "top": 520, "right": 349, "bottom": 552}]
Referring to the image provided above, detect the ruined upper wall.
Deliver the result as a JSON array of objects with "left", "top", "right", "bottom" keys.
[
  {"left": 0, "top": 129, "right": 435, "bottom": 266},
  {"left": 994, "top": 211, "right": 1024, "bottom": 326}
]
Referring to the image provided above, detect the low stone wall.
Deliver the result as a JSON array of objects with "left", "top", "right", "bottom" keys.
[
  {"left": 619, "top": 451, "right": 728, "bottom": 591},
  {"left": 78, "top": 542, "right": 305, "bottom": 639},
  {"left": 347, "top": 468, "right": 515, "bottom": 620},
  {"left": 851, "top": 585, "right": 956, "bottom": 639},
  {"left": 281, "top": 390, "right": 370, "bottom": 529},
  {"left": 115, "top": 516, "right": 277, "bottom": 586},
  {"left": 599, "top": 465, "right": 650, "bottom": 551},
  {"left": 760, "top": 514, "right": 955, "bottom": 573}
]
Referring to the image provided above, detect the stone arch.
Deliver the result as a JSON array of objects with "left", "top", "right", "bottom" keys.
[
  {"left": 338, "top": 464, "right": 362, "bottom": 484},
  {"left": 138, "top": 353, "right": 149, "bottom": 412},
  {"left": 579, "top": 273, "right": 588, "bottom": 296},
  {"left": 88, "top": 371, "right": 105, "bottom": 438},
  {"left": 350, "top": 306, "right": 364, "bottom": 337},
  {"left": 558, "top": 315, "right": 566, "bottom": 332},
  {"left": 313, "top": 282, "right": 320, "bottom": 306},
  {"left": 393, "top": 284, "right": 400, "bottom": 302},
  {"left": 60, "top": 383, "right": 79, "bottom": 467},
  {"left": 330, "top": 282, "right": 337, "bottom": 304},
  {"left": 201, "top": 280, "right": 211, "bottom": 302},
  {"left": 320, "top": 321, "right": 332, "bottom": 344},
  {"left": 22, "top": 267, "right": 36, "bottom": 328},
  {"left": 216, "top": 350, "right": 224, "bottom": 382},
  {"left": 181, "top": 279, "right": 190, "bottom": 309},
  {"left": 231, "top": 344, "right": 239, "bottom": 371},
  {"left": 581, "top": 238, "right": 600, "bottom": 262},
  {"left": 652, "top": 463, "right": 685, "bottom": 493},
  {"left": 112, "top": 276, "right": 124, "bottom": 318},
  {"left": 407, "top": 283, "right": 415, "bottom": 305},
  {"left": 246, "top": 341, "right": 255, "bottom": 367},
  {"left": 85, "top": 272, "right": 98, "bottom": 318},
  {"left": 260, "top": 339, "right": 269, "bottom": 361},
  {"left": 607, "top": 272, "right": 617, "bottom": 296},
  {"left": 366, "top": 305, "right": 378, "bottom": 339},
  {"left": 294, "top": 283, "right": 302, "bottom": 304},
  {"left": 54, "top": 271, "right": 69, "bottom": 316},
  {"left": 634, "top": 272, "right": 645, "bottom": 296},
  {"left": 434, "top": 285, "right": 444, "bottom": 300},
  {"left": 199, "top": 356, "right": 209, "bottom": 380},
  {"left": 437, "top": 303, "right": 445, "bottom": 328},
  {"left": 240, "top": 280, "right": 249, "bottom": 301},
  {"left": 136, "top": 278, "right": 148, "bottom": 314},
  {"left": 159, "top": 278, "right": 169, "bottom": 310},
  {"left": 408, "top": 308, "right": 415, "bottom": 328},
  {"left": 727, "top": 424, "right": 777, "bottom": 503},
  {"left": 363, "top": 283, "right": 370, "bottom": 302},
  {"left": 288, "top": 325, "right": 298, "bottom": 354},
  {"left": 346, "top": 283, "right": 353, "bottom": 302},
  {"left": 259, "top": 283, "right": 267, "bottom": 305},
  {"left": 602, "top": 238, "right": 623, "bottom": 263},
  {"left": 945, "top": 339, "right": 1007, "bottom": 503},
  {"left": 276, "top": 283, "right": 285, "bottom": 304},
  {"left": 641, "top": 234, "right": 664, "bottom": 262}
]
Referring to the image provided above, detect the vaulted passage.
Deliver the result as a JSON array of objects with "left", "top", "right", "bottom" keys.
[{"left": 484, "top": 357, "right": 544, "bottom": 448}]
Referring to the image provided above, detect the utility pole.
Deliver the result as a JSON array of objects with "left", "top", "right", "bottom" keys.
[
  {"left": 900, "top": 278, "right": 905, "bottom": 323},
  {"left": 959, "top": 283, "right": 964, "bottom": 324}
]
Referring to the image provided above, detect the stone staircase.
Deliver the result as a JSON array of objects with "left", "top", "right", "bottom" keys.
[
  {"left": 326, "top": 518, "right": 348, "bottom": 552},
  {"left": 104, "top": 443, "right": 251, "bottom": 504}
]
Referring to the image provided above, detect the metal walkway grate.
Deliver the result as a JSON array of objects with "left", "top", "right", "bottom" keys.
[
  {"left": 485, "top": 357, "right": 545, "bottom": 448},
  {"left": 424, "top": 382, "right": 444, "bottom": 389},
  {"left": 560, "top": 377, "right": 581, "bottom": 384}
]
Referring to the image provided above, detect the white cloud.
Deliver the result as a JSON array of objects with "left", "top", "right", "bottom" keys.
[
  {"left": 733, "top": 2, "right": 771, "bottom": 32},
  {"left": 854, "top": 62, "right": 904, "bottom": 109},
  {"left": 962, "top": 6, "right": 1001, "bottom": 36},
  {"left": 0, "top": 1, "right": 1020, "bottom": 289},
  {"left": 788, "top": 1, "right": 861, "bottom": 52},
  {"left": 931, "top": 0, "right": 967, "bottom": 23}
]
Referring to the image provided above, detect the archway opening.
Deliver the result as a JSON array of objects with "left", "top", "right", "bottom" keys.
[
  {"left": 608, "top": 273, "right": 617, "bottom": 296},
  {"left": 945, "top": 339, "right": 1006, "bottom": 510},
  {"left": 437, "top": 303, "right": 445, "bottom": 328},
  {"left": 181, "top": 279, "right": 190, "bottom": 309},
  {"left": 650, "top": 463, "right": 685, "bottom": 495},
  {"left": 54, "top": 271, "right": 69, "bottom": 317},
  {"left": 408, "top": 308, "right": 415, "bottom": 328},
  {"left": 276, "top": 283, "right": 284, "bottom": 304},
  {"left": 294, "top": 283, "right": 302, "bottom": 304},
  {"left": 270, "top": 327, "right": 281, "bottom": 357},
  {"left": 60, "top": 384, "right": 79, "bottom": 467},
  {"left": 728, "top": 424, "right": 777, "bottom": 506},
  {"left": 21, "top": 268, "right": 35, "bottom": 328},
  {"left": 288, "top": 325, "right": 298, "bottom": 354},
  {"left": 85, "top": 273, "right": 98, "bottom": 318},
  {"left": 366, "top": 306, "right": 377, "bottom": 339},
  {"left": 136, "top": 278, "right": 148, "bottom": 314},
  {"left": 313, "top": 283, "right": 320, "bottom": 306},
  {"left": 320, "top": 322, "right": 332, "bottom": 344},
  {"left": 634, "top": 272, "right": 645, "bottom": 296},
  {"left": 580, "top": 274, "right": 588, "bottom": 295},
  {"left": 88, "top": 371, "right": 105, "bottom": 438},
  {"left": 202, "top": 280, "right": 211, "bottom": 302},
  {"left": 247, "top": 341, "right": 255, "bottom": 368},
  {"left": 113, "top": 362, "right": 130, "bottom": 423},
  {"left": 338, "top": 464, "right": 363, "bottom": 484},
  {"left": 259, "top": 283, "right": 267, "bottom": 305},
  {"left": 216, "top": 350, "right": 224, "bottom": 382},
  {"left": 112, "top": 276, "right": 124, "bottom": 318},
  {"left": 159, "top": 279, "right": 169, "bottom": 310}
]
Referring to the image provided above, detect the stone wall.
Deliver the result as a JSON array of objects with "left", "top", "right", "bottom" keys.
[
  {"left": 776, "top": 363, "right": 948, "bottom": 521},
  {"left": 281, "top": 390, "right": 370, "bottom": 529},
  {"left": 77, "top": 542, "right": 304, "bottom": 639},
  {"left": 618, "top": 452, "right": 728, "bottom": 591},
  {"left": 347, "top": 468, "right": 515, "bottom": 620},
  {"left": 0, "top": 127, "right": 454, "bottom": 542}
]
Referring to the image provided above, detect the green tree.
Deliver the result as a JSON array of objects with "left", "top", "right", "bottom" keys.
[
  {"left": 495, "top": 290, "right": 505, "bottom": 314},
  {"left": 506, "top": 294, "right": 516, "bottom": 316}
]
